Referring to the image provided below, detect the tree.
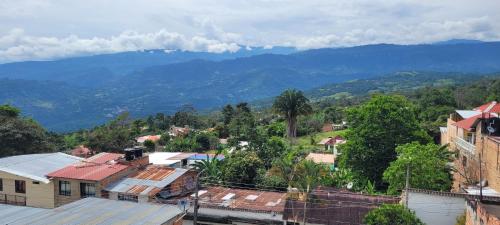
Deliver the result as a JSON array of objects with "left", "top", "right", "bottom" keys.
[
  {"left": 228, "top": 103, "right": 256, "bottom": 142},
  {"left": 143, "top": 140, "right": 156, "bottom": 152},
  {"left": 273, "top": 89, "right": 312, "bottom": 138},
  {"left": 363, "top": 204, "right": 424, "bottom": 225},
  {"left": 292, "top": 160, "right": 327, "bottom": 225},
  {"left": 0, "top": 105, "right": 55, "bottom": 157},
  {"left": 194, "top": 152, "right": 223, "bottom": 182},
  {"left": 383, "top": 142, "right": 452, "bottom": 194},
  {"left": 338, "top": 95, "right": 431, "bottom": 189},
  {"left": 324, "top": 106, "right": 344, "bottom": 123},
  {"left": 222, "top": 104, "right": 234, "bottom": 125},
  {"left": 86, "top": 112, "right": 135, "bottom": 152},
  {"left": 256, "top": 136, "right": 288, "bottom": 169},
  {"left": 223, "top": 151, "right": 264, "bottom": 185}
]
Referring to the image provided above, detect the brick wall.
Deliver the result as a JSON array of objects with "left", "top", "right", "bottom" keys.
[{"left": 466, "top": 200, "right": 500, "bottom": 225}]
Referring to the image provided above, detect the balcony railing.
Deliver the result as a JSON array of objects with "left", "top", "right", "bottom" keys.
[
  {"left": 454, "top": 137, "right": 476, "bottom": 155},
  {"left": 0, "top": 194, "right": 26, "bottom": 206}
]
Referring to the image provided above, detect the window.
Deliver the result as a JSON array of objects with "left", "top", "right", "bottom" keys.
[
  {"left": 59, "top": 181, "right": 71, "bottom": 196},
  {"left": 462, "top": 156, "right": 468, "bottom": 167},
  {"left": 15, "top": 180, "right": 26, "bottom": 193},
  {"left": 118, "top": 193, "right": 138, "bottom": 202},
  {"left": 80, "top": 183, "right": 96, "bottom": 198},
  {"left": 32, "top": 181, "right": 40, "bottom": 185},
  {"left": 0, "top": 179, "right": 3, "bottom": 192}
]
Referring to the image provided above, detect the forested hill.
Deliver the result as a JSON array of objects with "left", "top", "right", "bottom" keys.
[{"left": 1, "top": 42, "right": 500, "bottom": 131}]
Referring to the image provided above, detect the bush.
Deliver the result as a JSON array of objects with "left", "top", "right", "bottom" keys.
[{"left": 364, "top": 204, "right": 425, "bottom": 225}]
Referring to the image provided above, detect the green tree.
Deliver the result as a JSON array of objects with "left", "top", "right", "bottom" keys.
[
  {"left": 273, "top": 89, "right": 312, "bottom": 138},
  {"left": 143, "top": 140, "right": 156, "bottom": 152},
  {"left": 338, "top": 95, "right": 431, "bottom": 188},
  {"left": 194, "top": 152, "right": 223, "bottom": 181},
  {"left": 256, "top": 136, "right": 288, "bottom": 169},
  {"left": 383, "top": 142, "right": 452, "bottom": 194},
  {"left": 0, "top": 104, "right": 20, "bottom": 117},
  {"left": 324, "top": 106, "right": 344, "bottom": 123},
  {"left": 228, "top": 103, "right": 256, "bottom": 142},
  {"left": 86, "top": 112, "right": 135, "bottom": 152},
  {"left": 223, "top": 151, "right": 264, "bottom": 185},
  {"left": 363, "top": 204, "right": 425, "bottom": 225}
]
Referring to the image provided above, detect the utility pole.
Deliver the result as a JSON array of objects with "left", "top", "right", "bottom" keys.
[
  {"left": 479, "top": 152, "right": 483, "bottom": 202},
  {"left": 405, "top": 163, "right": 411, "bottom": 207},
  {"left": 193, "top": 169, "right": 204, "bottom": 225}
]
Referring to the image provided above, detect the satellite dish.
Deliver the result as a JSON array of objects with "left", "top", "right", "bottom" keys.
[
  {"left": 346, "top": 182, "right": 354, "bottom": 190},
  {"left": 487, "top": 125, "right": 496, "bottom": 133}
]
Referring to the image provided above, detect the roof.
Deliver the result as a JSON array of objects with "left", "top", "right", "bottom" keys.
[
  {"left": 47, "top": 152, "right": 129, "bottom": 181},
  {"left": 189, "top": 153, "right": 225, "bottom": 160},
  {"left": 149, "top": 152, "right": 184, "bottom": 165},
  {"left": 136, "top": 135, "right": 161, "bottom": 143},
  {"left": 318, "top": 137, "right": 334, "bottom": 145},
  {"left": 284, "top": 187, "right": 400, "bottom": 224},
  {"left": 0, "top": 204, "right": 49, "bottom": 224},
  {"left": 2, "top": 197, "right": 182, "bottom": 225},
  {"left": 475, "top": 101, "right": 500, "bottom": 113},
  {"left": 465, "top": 186, "right": 500, "bottom": 197},
  {"left": 194, "top": 186, "right": 287, "bottom": 213},
  {"left": 71, "top": 145, "right": 92, "bottom": 156},
  {"left": 105, "top": 166, "right": 190, "bottom": 197},
  {"left": 454, "top": 113, "right": 497, "bottom": 131},
  {"left": 306, "top": 153, "right": 335, "bottom": 164},
  {"left": 0, "top": 153, "right": 82, "bottom": 183}
]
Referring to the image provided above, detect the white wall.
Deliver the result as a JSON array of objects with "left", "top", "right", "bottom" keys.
[{"left": 407, "top": 191, "right": 466, "bottom": 225}]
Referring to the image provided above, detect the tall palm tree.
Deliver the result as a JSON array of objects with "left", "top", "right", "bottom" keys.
[{"left": 273, "top": 89, "right": 312, "bottom": 138}]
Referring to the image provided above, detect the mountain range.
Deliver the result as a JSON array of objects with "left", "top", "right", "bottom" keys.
[{"left": 1, "top": 41, "right": 500, "bottom": 131}]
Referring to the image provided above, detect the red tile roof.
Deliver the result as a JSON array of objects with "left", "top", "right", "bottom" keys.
[
  {"left": 455, "top": 113, "right": 496, "bottom": 131},
  {"left": 47, "top": 153, "right": 129, "bottom": 181},
  {"left": 474, "top": 101, "right": 500, "bottom": 113}
]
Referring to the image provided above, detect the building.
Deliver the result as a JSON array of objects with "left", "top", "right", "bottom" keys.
[
  {"left": 149, "top": 152, "right": 224, "bottom": 168},
  {"left": 466, "top": 198, "right": 500, "bottom": 225},
  {"left": 106, "top": 165, "right": 197, "bottom": 203},
  {"left": 0, "top": 153, "right": 82, "bottom": 208},
  {"left": 306, "top": 153, "right": 336, "bottom": 169},
  {"left": 283, "top": 187, "right": 400, "bottom": 225},
  {"left": 170, "top": 125, "right": 190, "bottom": 137},
  {"left": 136, "top": 134, "right": 162, "bottom": 144},
  {"left": 47, "top": 152, "right": 148, "bottom": 207},
  {"left": 406, "top": 189, "right": 468, "bottom": 225},
  {"left": 173, "top": 186, "right": 287, "bottom": 225},
  {"left": 70, "top": 145, "right": 93, "bottom": 158},
  {"left": 317, "top": 136, "right": 346, "bottom": 154},
  {"left": 441, "top": 101, "right": 500, "bottom": 194},
  {"left": 0, "top": 197, "right": 184, "bottom": 225}
]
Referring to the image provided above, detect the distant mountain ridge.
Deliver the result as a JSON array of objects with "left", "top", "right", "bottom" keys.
[{"left": 2, "top": 41, "right": 500, "bottom": 131}]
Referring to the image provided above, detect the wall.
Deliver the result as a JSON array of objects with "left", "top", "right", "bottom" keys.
[
  {"left": 466, "top": 200, "right": 500, "bottom": 225},
  {"left": 407, "top": 190, "right": 466, "bottom": 225},
  {"left": 0, "top": 171, "right": 55, "bottom": 208}
]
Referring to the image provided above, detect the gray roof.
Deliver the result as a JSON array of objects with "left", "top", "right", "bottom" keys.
[
  {"left": 0, "top": 204, "right": 49, "bottom": 224},
  {"left": 0, "top": 153, "right": 82, "bottom": 183},
  {"left": 1, "top": 197, "right": 182, "bottom": 225},
  {"left": 456, "top": 110, "right": 481, "bottom": 119},
  {"left": 105, "top": 168, "right": 188, "bottom": 195}
]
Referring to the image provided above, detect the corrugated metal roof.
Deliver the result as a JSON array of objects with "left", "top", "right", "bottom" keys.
[
  {"left": 105, "top": 167, "right": 189, "bottom": 196},
  {"left": 306, "top": 153, "right": 335, "bottom": 164},
  {"left": 456, "top": 110, "right": 481, "bottom": 119},
  {"left": 2, "top": 197, "right": 182, "bottom": 225},
  {"left": 0, "top": 204, "right": 49, "bottom": 224},
  {"left": 0, "top": 153, "right": 82, "bottom": 183},
  {"left": 47, "top": 152, "right": 129, "bottom": 181}
]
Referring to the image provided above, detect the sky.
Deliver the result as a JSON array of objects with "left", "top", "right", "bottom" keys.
[{"left": 1, "top": 0, "right": 499, "bottom": 63}]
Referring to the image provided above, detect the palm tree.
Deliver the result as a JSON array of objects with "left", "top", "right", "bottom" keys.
[
  {"left": 273, "top": 89, "right": 312, "bottom": 138},
  {"left": 193, "top": 152, "right": 223, "bottom": 182},
  {"left": 293, "top": 160, "right": 325, "bottom": 225}
]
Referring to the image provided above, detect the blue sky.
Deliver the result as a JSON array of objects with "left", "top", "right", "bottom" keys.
[{"left": 0, "top": 0, "right": 499, "bottom": 62}]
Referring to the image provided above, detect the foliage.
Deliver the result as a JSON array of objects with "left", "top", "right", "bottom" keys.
[
  {"left": 455, "top": 212, "right": 466, "bottom": 225},
  {"left": 383, "top": 142, "right": 452, "bottom": 194},
  {"left": 194, "top": 152, "right": 223, "bottom": 182},
  {"left": 364, "top": 204, "right": 425, "bottom": 225},
  {"left": 255, "top": 136, "right": 289, "bottom": 169},
  {"left": 0, "top": 105, "right": 56, "bottom": 157},
  {"left": 223, "top": 151, "right": 264, "bottom": 185},
  {"left": 273, "top": 89, "right": 313, "bottom": 138},
  {"left": 165, "top": 136, "right": 200, "bottom": 152},
  {"left": 338, "top": 95, "right": 431, "bottom": 189},
  {"left": 143, "top": 140, "right": 156, "bottom": 152},
  {"left": 292, "top": 160, "right": 327, "bottom": 192},
  {"left": 296, "top": 113, "right": 324, "bottom": 136},
  {"left": 266, "top": 121, "right": 286, "bottom": 137},
  {"left": 228, "top": 103, "right": 257, "bottom": 142},
  {"left": 86, "top": 112, "right": 135, "bottom": 152},
  {"left": 324, "top": 106, "right": 344, "bottom": 123}
]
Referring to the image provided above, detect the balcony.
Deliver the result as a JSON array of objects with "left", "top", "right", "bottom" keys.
[
  {"left": 454, "top": 137, "right": 476, "bottom": 155},
  {"left": 0, "top": 194, "right": 26, "bottom": 206}
]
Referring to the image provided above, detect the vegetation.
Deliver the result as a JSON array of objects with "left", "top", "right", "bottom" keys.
[
  {"left": 383, "top": 142, "right": 453, "bottom": 194},
  {"left": 363, "top": 204, "right": 425, "bottom": 225},
  {"left": 273, "top": 89, "right": 312, "bottom": 138}
]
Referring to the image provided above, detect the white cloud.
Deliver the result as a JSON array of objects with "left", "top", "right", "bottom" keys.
[
  {"left": 0, "top": 0, "right": 499, "bottom": 62},
  {"left": 0, "top": 29, "right": 240, "bottom": 62}
]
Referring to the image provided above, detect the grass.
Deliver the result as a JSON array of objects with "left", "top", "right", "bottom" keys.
[{"left": 291, "top": 129, "right": 348, "bottom": 152}]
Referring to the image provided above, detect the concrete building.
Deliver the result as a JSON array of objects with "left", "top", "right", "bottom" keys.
[
  {"left": 441, "top": 101, "right": 500, "bottom": 195},
  {"left": 0, "top": 197, "right": 184, "bottom": 225},
  {"left": 106, "top": 165, "right": 197, "bottom": 203},
  {"left": 47, "top": 152, "right": 148, "bottom": 207},
  {"left": 406, "top": 189, "right": 467, "bottom": 225},
  {"left": 0, "top": 153, "right": 82, "bottom": 208}
]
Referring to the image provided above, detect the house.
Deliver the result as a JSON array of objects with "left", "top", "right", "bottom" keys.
[
  {"left": 176, "top": 186, "right": 287, "bottom": 225},
  {"left": 170, "top": 125, "right": 190, "bottom": 137},
  {"left": 0, "top": 197, "right": 184, "bottom": 225},
  {"left": 283, "top": 187, "right": 400, "bottom": 225},
  {"left": 406, "top": 188, "right": 468, "bottom": 225},
  {"left": 306, "top": 153, "right": 336, "bottom": 169},
  {"left": 441, "top": 101, "right": 500, "bottom": 194},
  {"left": 0, "top": 153, "right": 82, "bottom": 208},
  {"left": 317, "top": 136, "right": 346, "bottom": 154},
  {"left": 136, "top": 134, "right": 162, "bottom": 144},
  {"left": 332, "top": 121, "right": 347, "bottom": 130},
  {"left": 70, "top": 145, "right": 93, "bottom": 158},
  {"left": 105, "top": 165, "right": 197, "bottom": 203},
  {"left": 47, "top": 152, "right": 149, "bottom": 207},
  {"left": 466, "top": 198, "right": 500, "bottom": 225},
  {"left": 149, "top": 152, "right": 224, "bottom": 168}
]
